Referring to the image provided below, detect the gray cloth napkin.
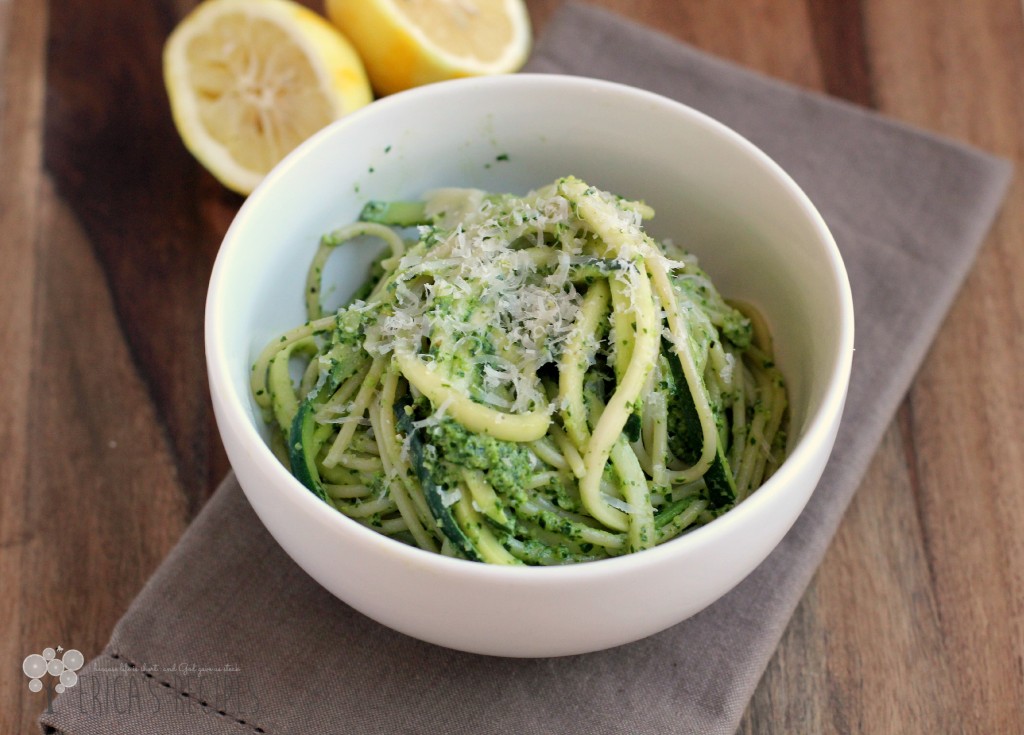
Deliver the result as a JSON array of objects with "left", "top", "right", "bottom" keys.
[{"left": 41, "top": 4, "right": 1012, "bottom": 734}]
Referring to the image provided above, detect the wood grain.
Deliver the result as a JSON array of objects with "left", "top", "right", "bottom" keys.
[
  {"left": 24, "top": 178, "right": 190, "bottom": 661},
  {"left": 864, "top": 0, "right": 1024, "bottom": 729},
  {"left": 1, "top": 0, "right": 49, "bottom": 732},
  {"left": 43, "top": 0, "right": 235, "bottom": 516},
  {"left": 2, "top": 1, "right": 1022, "bottom": 733}
]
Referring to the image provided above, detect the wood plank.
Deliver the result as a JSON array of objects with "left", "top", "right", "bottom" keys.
[
  {"left": 804, "top": 0, "right": 875, "bottom": 106},
  {"left": 14, "top": 180, "right": 190, "bottom": 734},
  {"left": 863, "top": 0, "right": 1024, "bottom": 730},
  {"left": 0, "top": 0, "right": 49, "bottom": 733},
  {"left": 43, "top": 0, "right": 232, "bottom": 515}
]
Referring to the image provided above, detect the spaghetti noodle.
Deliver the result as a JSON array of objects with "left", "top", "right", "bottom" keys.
[{"left": 251, "top": 177, "right": 787, "bottom": 564}]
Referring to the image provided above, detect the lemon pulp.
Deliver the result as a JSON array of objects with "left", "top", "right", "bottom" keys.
[
  {"left": 164, "top": 0, "right": 372, "bottom": 194},
  {"left": 326, "top": 0, "right": 531, "bottom": 96}
]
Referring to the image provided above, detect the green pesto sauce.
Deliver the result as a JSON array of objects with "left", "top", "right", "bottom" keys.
[{"left": 425, "top": 418, "right": 533, "bottom": 495}]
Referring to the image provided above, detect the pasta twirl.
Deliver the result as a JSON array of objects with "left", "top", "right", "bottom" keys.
[{"left": 251, "top": 177, "right": 788, "bottom": 564}]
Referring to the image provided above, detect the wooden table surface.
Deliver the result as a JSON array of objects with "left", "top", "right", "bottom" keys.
[{"left": 3, "top": 0, "right": 1023, "bottom": 732}]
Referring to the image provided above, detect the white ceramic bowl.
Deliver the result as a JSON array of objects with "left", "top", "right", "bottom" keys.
[{"left": 206, "top": 74, "right": 854, "bottom": 657}]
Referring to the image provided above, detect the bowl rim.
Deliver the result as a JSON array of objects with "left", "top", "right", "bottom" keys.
[{"left": 205, "top": 73, "right": 855, "bottom": 582}]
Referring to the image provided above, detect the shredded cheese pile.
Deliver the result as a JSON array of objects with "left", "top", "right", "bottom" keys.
[{"left": 365, "top": 187, "right": 607, "bottom": 414}]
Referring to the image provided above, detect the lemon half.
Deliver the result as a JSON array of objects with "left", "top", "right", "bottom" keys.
[
  {"left": 164, "top": 0, "right": 373, "bottom": 194},
  {"left": 325, "top": 0, "right": 531, "bottom": 96}
]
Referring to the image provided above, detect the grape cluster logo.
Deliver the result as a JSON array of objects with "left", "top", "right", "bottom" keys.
[{"left": 22, "top": 647, "right": 84, "bottom": 694}]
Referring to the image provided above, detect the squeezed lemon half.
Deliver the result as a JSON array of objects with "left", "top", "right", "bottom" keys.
[
  {"left": 164, "top": 0, "right": 372, "bottom": 194},
  {"left": 325, "top": 0, "right": 531, "bottom": 96}
]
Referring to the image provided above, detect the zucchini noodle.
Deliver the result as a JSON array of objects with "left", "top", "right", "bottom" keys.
[{"left": 252, "top": 177, "right": 788, "bottom": 565}]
